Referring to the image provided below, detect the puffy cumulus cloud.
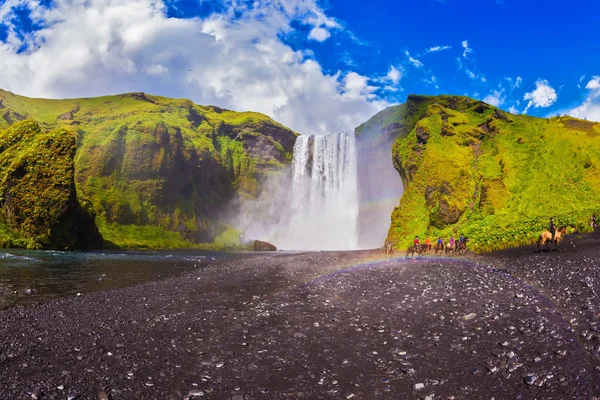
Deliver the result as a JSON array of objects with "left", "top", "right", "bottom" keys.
[
  {"left": 386, "top": 65, "right": 402, "bottom": 85},
  {"left": 587, "top": 76, "right": 600, "bottom": 90},
  {"left": 483, "top": 89, "right": 505, "bottom": 107},
  {"left": 508, "top": 106, "right": 519, "bottom": 114},
  {"left": 523, "top": 79, "right": 557, "bottom": 113},
  {"left": 308, "top": 26, "right": 330, "bottom": 41},
  {"left": 569, "top": 76, "right": 600, "bottom": 122},
  {"left": 0, "top": 0, "right": 384, "bottom": 135}
]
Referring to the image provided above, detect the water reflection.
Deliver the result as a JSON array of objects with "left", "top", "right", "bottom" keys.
[{"left": 0, "top": 249, "right": 245, "bottom": 310}]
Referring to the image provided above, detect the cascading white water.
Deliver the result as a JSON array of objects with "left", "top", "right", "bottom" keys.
[{"left": 279, "top": 131, "right": 359, "bottom": 250}]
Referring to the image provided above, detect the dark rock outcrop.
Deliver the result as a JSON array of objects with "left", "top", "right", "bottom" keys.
[{"left": 252, "top": 240, "right": 277, "bottom": 251}]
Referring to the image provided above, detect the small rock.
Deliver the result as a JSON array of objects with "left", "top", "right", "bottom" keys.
[
  {"left": 188, "top": 389, "right": 205, "bottom": 397},
  {"left": 523, "top": 375, "right": 537, "bottom": 385},
  {"left": 145, "top": 381, "right": 154, "bottom": 387},
  {"left": 463, "top": 313, "right": 477, "bottom": 321},
  {"left": 414, "top": 383, "right": 425, "bottom": 390},
  {"left": 98, "top": 391, "right": 109, "bottom": 400},
  {"left": 67, "top": 394, "right": 80, "bottom": 400}
]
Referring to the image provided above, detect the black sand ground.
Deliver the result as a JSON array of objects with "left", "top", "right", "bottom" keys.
[{"left": 2, "top": 234, "right": 600, "bottom": 399}]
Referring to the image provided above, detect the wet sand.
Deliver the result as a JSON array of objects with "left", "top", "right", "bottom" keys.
[{"left": 1, "top": 235, "right": 600, "bottom": 399}]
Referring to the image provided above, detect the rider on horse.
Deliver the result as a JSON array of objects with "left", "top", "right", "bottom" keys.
[
  {"left": 549, "top": 217, "right": 556, "bottom": 241},
  {"left": 459, "top": 234, "right": 465, "bottom": 245},
  {"left": 414, "top": 236, "right": 420, "bottom": 248},
  {"left": 425, "top": 237, "right": 431, "bottom": 250}
]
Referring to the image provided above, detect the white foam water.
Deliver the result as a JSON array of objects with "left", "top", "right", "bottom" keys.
[{"left": 279, "top": 132, "right": 359, "bottom": 250}]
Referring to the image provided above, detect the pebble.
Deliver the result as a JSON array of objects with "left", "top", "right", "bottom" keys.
[
  {"left": 67, "top": 394, "right": 80, "bottom": 400},
  {"left": 523, "top": 375, "right": 537, "bottom": 385},
  {"left": 414, "top": 383, "right": 425, "bottom": 390},
  {"left": 188, "top": 389, "right": 205, "bottom": 397},
  {"left": 98, "top": 391, "right": 109, "bottom": 400}
]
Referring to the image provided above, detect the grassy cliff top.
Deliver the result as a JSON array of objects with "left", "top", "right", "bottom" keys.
[
  {"left": 361, "top": 94, "right": 600, "bottom": 253},
  {"left": 0, "top": 89, "right": 298, "bottom": 250}
]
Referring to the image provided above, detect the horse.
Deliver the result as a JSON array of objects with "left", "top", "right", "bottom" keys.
[
  {"left": 434, "top": 242, "right": 444, "bottom": 256},
  {"left": 406, "top": 245, "right": 424, "bottom": 259},
  {"left": 457, "top": 238, "right": 468, "bottom": 256},
  {"left": 537, "top": 225, "right": 567, "bottom": 252},
  {"left": 385, "top": 242, "right": 394, "bottom": 256},
  {"left": 445, "top": 242, "right": 457, "bottom": 256}
]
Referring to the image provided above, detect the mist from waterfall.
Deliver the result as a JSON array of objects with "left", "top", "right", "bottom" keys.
[{"left": 282, "top": 132, "right": 359, "bottom": 250}]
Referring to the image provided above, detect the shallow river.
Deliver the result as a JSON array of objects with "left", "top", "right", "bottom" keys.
[{"left": 0, "top": 249, "right": 249, "bottom": 310}]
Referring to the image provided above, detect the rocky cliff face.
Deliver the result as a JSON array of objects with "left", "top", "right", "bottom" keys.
[
  {"left": 0, "top": 90, "right": 297, "bottom": 249},
  {"left": 360, "top": 94, "right": 600, "bottom": 252},
  {"left": 0, "top": 121, "right": 103, "bottom": 250}
]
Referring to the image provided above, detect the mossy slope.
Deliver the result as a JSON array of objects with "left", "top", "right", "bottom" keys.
[
  {"left": 0, "top": 90, "right": 296, "bottom": 249},
  {"left": 358, "top": 94, "right": 600, "bottom": 253},
  {"left": 0, "top": 121, "right": 103, "bottom": 250}
]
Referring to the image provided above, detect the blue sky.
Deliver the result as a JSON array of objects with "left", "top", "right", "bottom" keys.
[{"left": 0, "top": 0, "right": 599, "bottom": 134}]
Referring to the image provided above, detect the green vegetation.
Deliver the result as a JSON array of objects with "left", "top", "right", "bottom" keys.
[
  {"left": 0, "top": 121, "right": 102, "bottom": 250},
  {"left": 0, "top": 90, "right": 297, "bottom": 249},
  {"left": 358, "top": 95, "right": 600, "bottom": 253}
]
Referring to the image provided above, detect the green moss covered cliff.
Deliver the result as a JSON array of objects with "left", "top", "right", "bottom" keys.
[
  {"left": 0, "top": 121, "right": 103, "bottom": 250},
  {"left": 0, "top": 90, "right": 296, "bottom": 249},
  {"left": 358, "top": 94, "right": 600, "bottom": 253}
]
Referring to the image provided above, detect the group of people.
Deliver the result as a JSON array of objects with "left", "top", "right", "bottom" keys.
[{"left": 413, "top": 234, "right": 466, "bottom": 250}]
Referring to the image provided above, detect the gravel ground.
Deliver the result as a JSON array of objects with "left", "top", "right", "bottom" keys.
[{"left": 1, "top": 234, "right": 600, "bottom": 399}]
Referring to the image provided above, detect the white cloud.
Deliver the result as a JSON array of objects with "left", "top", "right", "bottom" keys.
[
  {"left": 405, "top": 50, "right": 423, "bottom": 68},
  {"left": 569, "top": 76, "right": 600, "bottom": 122},
  {"left": 386, "top": 65, "right": 402, "bottom": 85},
  {"left": 0, "top": 0, "right": 387, "bottom": 135},
  {"left": 462, "top": 40, "right": 473, "bottom": 58},
  {"left": 586, "top": 76, "right": 600, "bottom": 90},
  {"left": 523, "top": 79, "right": 557, "bottom": 113},
  {"left": 308, "top": 26, "right": 331, "bottom": 42},
  {"left": 483, "top": 89, "right": 505, "bottom": 107},
  {"left": 508, "top": 106, "right": 519, "bottom": 114},
  {"left": 425, "top": 45, "right": 451, "bottom": 54},
  {"left": 578, "top": 74, "right": 586, "bottom": 88},
  {"left": 513, "top": 76, "right": 523, "bottom": 89}
]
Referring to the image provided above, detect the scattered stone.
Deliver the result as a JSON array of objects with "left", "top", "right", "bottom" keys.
[
  {"left": 523, "top": 375, "right": 537, "bottom": 385},
  {"left": 188, "top": 389, "right": 205, "bottom": 397},
  {"left": 463, "top": 313, "right": 477, "bottom": 320},
  {"left": 414, "top": 383, "right": 425, "bottom": 390}
]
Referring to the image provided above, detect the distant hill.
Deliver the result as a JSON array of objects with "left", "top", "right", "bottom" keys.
[
  {"left": 0, "top": 89, "right": 297, "bottom": 250},
  {"left": 358, "top": 94, "right": 600, "bottom": 252}
]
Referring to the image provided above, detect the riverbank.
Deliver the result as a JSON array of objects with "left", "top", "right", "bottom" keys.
[{"left": 1, "top": 235, "right": 600, "bottom": 399}]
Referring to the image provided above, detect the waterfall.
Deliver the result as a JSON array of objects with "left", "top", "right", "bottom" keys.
[{"left": 280, "top": 131, "right": 359, "bottom": 250}]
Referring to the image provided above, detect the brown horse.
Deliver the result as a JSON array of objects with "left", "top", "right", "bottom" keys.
[
  {"left": 406, "top": 245, "right": 422, "bottom": 259},
  {"left": 445, "top": 241, "right": 457, "bottom": 256},
  {"left": 537, "top": 225, "right": 567, "bottom": 252},
  {"left": 434, "top": 242, "right": 444, "bottom": 256},
  {"left": 385, "top": 242, "right": 394, "bottom": 256},
  {"left": 457, "top": 238, "right": 468, "bottom": 255}
]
